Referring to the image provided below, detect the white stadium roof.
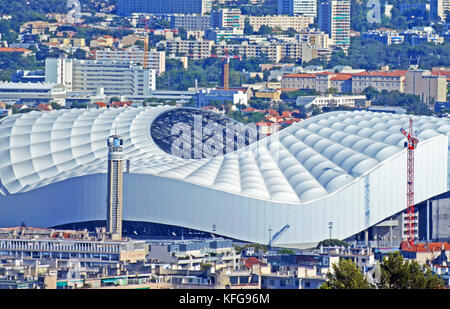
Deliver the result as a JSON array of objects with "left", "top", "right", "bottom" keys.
[{"left": 0, "top": 107, "right": 449, "bottom": 246}]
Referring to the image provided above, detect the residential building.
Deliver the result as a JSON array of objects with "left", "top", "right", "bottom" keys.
[
  {"left": 216, "top": 42, "right": 283, "bottom": 63},
  {"left": 256, "top": 122, "right": 281, "bottom": 135},
  {"left": 281, "top": 73, "right": 317, "bottom": 90},
  {"left": 296, "top": 94, "right": 368, "bottom": 109},
  {"left": 315, "top": 72, "right": 353, "bottom": 93},
  {"left": 361, "top": 30, "right": 405, "bottom": 45},
  {"left": 163, "top": 38, "right": 214, "bottom": 59},
  {"left": 282, "top": 69, "right": 407, "bottom": 94},
  {"left": 210, "top": 8, "right": 244, "bottom": 31},
  {"left": 318, "top": 0, "right": 351, "bottom": 50},
  {"left": 45, "top": 57, "right": 156, "bottom": 97},
  {"left": 399, "top": 2, "right": 429, "bottom": 12},
  {"left": 0, "top": 47, "right": 32, "bottom": 56},
  {"left": 255, "top": 90, "right": 282, "bottom": 101},
  {"left": 19, "top": 21, "right": 57, "bottom": 35},
  {"left": 430, "top": 0, "right": 449, "bottom": 21},
  {"left": 401, "top": 242, "right": 450, "bottom": 265},
  {"left": 351, "top": 70, "right": 407, "bottom": 94},
  {"left": 117, "top": 0, "right": 212, "bottom": 16},
  {"left": 215, "top": 41, "right": 324, "bottom": 63},
  {"left": 0, "top": 82, "right": 66, "bottom": 106},
  {"left": 96, "top": 48, "right": 166, "bottom": 75},
  {"left": 410, "top": 34, "right": 444, "bottom": 45},
  {"left": 0, "top": 227, "right": 146, "bottom": 268},
  {"left": 296, "top": 30, "right": 331, "bottom": 49},
  {"left": 89, "top": 35, "right": 115, "bottom": 48},
  {"left": 405, "top": 69, "right": 448, "bottom": 106},
  {"left": 278, "top": 0, "right": 318, "bottom": 17},
  {"left": 205, "top": 28, "right": 244, "bottom": 42},
  {"left": 168, "top": 14, "right": 211, "bottom": 31},
  {"left": 48, "top": 37, "right": 86, "bottom": 48},
  {"left": 247, "top": 15, "right": 314, "bottom": 32}
]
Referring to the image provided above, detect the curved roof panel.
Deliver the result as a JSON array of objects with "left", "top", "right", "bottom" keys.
[{"left": 1, "top": 108, "right": 450, "bottom": 205}]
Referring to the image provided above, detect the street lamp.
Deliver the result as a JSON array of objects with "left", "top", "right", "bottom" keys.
[{"left": 328, "top": 222, "right": 333, "bottom": 240}]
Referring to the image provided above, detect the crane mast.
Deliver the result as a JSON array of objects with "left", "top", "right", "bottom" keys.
[
  {"left": 143, "top": 17, "right": 149, "bottom": 70},
  {"left": 400, "top": 118, "right": 419, "bottom": 246}
]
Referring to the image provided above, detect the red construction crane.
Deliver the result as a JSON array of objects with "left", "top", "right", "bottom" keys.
[
  {"left": 211, "top": 50, "right": 241, "bottom": 91},
  {"left": 141, "top": 16, "right": 150, "bottom": 69},
  {"left": 400, "top": 118, "right": 419, "bottom": 246},
  {"left": 187, "top": 51, "right": 241, "bottom": 90}
]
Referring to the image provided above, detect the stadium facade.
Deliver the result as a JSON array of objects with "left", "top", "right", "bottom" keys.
[{"left": 0, "top": 107, "right": 449, "bottom": 247}]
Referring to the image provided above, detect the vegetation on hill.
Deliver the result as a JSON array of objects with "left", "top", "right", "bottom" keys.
[
  {"left": 157, "top": 57, "right": 269, "bottom": 91},
  {"left": 305, "top": 38, "right": 450, "bottom": 71}
]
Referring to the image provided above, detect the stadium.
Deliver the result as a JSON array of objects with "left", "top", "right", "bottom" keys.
[{"left": 0, "top": 107, "right": 449, "bottom": 247}]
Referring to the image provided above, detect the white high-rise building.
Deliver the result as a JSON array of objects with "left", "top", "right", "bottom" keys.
[
  {"left": 45, "top": 56, "right": 156, "bottom": 96},
  {"left": 278, "top": 0, "right": 317, "bottom": 18},
  {"left": 319, "top": 0, "right": 351, "bottom": 50},
  {"left": 430, "top": 0, "right": 450, "bottom": 20}
]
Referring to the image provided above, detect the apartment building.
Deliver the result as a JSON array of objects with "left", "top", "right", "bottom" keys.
[
  {"left": 282, "top": 69, "right": 407, "bottom": 94},
  {"left": 205, "top": 28, "right": 244, "bottom": 42},
  {"left": 296, "top": 30, "right": 331, "bottom": 49},
  {"left": 247, "top": 15, "right": 314, "bottom": 32},
  {"left": 163, "top": 39, "right": 214, "bottom": 59},
  {"left": 48, "top": 38, "right": 86, "bottom": 48},
  {"left": 216, "top": 42, "right": 282, "bottom": 63},
  {"left": 278, "top": 0, "right": 318, "bottom": 17},
  {"left": 216, "top": 41, "right": 324, "bottom": 63},
  {"left": 117, "top": 0, "right": 212, "bottom": 16},
  {"left": 319, "top": 0, "right": 351, "bottom": 50},
  {"left": 168, "top": 14, "right": 211, "bottom": 31},
  {"left": 281, "top": 73, "right": 317, "bottom": 89},
  {"left": 410, "top": 34, "right": 444, "bottom": 45},
  {"left": 315, "top": 72, "right": 353, "bottom": 93},
  {"left": 96, "top": 48, "right": 166, "bottom": 75},
  {"left": 0, "top": 228, "right": 146, "bottom": 268},
  {"left": 361, "top": 30, "right": 405, "bottom": 45},
  {"left": 210, "top": 8, "right": 244, "bottom": 30},
  {"left": 430, "top": 0, "right": 450, "bottom": 20},
  {"left": 405, "top": 69, "right": 448, "bottom": 105},
  {"left": 45, "top": 57, "right": 156, "bottom": 96},
  {"left": 351, "top": 70, "right": 407, "bottom": 94}
]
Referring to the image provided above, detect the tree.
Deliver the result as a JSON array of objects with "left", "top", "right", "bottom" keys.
[
  {"left": 379, "top": 252, "right": 444, "bottom": 289},
  {"left": 71, "top": 48, "right": 86, "bottom": 60},
  {"left": 50, "top": 102, "right": 62, "bottom": 110},
  {"left": 317, "top": 239, "right": 349, "bottom": 248},
  {"left": 257, "top": 25, "right": 273, "bottom": 35},
  {"left": 320, "top": 258, "right": 374, "bottom": 289},
  {"left": 244, "top": 19, "right": 254, "bottom": 35},
  {"left": 278, "top": 248, "right": 295, "bottom": 255},
  {"left": 327, "top": 88, "right": 339, "bottom": 94}
]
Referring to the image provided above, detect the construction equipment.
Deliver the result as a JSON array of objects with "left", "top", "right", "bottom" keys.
[
  {"left": 188, "top": 51, "right": 242, "bottom": 90},
  {"left": 400, "top": 118, "right": 419, "bottom": 246},
  {"left": 142, "top": 16, "right": 149, "bottom": 69},
  {"left": 210, "top": 50, "right": 241, "bottom": 90}
]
